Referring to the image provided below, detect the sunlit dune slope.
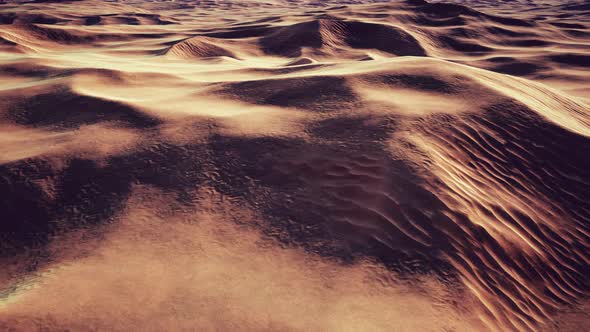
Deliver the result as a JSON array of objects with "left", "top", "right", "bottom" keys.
[{"left": 0, "top": 0, "right": 589, "bottom": 331}]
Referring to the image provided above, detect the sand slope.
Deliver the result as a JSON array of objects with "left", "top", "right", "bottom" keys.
[{"left": 0, "top": 0, "right": 589, "bottom": 331}]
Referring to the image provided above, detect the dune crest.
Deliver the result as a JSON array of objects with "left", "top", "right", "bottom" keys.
[{"left": 165, "top": 36, "right": 238, "bottom": 59}]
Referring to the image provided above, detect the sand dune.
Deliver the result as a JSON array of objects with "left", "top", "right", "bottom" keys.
[{"left": 0, "top": 0, "right": 589, "bottom": 331}]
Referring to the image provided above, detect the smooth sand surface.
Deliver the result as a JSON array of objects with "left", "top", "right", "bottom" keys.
[{"left": 0, "top": 0, "right": 589, "bottom": 331}]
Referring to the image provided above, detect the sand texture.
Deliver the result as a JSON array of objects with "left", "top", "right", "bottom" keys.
[{"left": 1, "top": 0, "right": 589, "bottom": 331}]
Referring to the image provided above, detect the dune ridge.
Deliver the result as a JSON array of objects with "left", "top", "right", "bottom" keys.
[{"left": 0, "top": 0, "right": 589, "bottom": 331}]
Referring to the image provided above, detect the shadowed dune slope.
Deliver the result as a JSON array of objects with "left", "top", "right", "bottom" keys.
[{"left": 259, "top": 18, "right": 427, "bottom": 57}]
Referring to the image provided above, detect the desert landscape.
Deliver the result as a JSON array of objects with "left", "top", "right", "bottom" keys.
[{"left": 0, "top": 0, "right": 589, "bottom": 330}]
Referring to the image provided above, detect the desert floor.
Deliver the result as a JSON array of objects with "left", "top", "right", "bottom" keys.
[{"left": 0, "top": 0, "right": 589, "bottom": 331}]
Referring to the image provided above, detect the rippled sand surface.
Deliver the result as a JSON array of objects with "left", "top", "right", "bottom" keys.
[{"left": 1, "top": 0, "right": 589, "bottom": 331}]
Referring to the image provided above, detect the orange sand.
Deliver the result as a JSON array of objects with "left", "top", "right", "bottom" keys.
[{"left": 0, "top": 0, "right": 589, "bottom": 331}]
